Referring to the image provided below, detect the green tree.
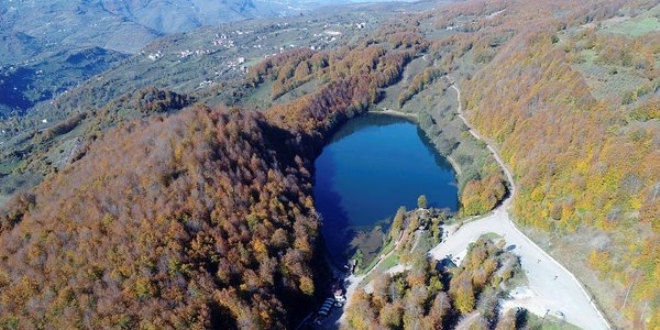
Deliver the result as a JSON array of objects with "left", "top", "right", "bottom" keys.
[
  {"left": 431, "top": 217, "right": 442, "bottom": 244},
  {"left": 354, "top": 249, "right": 364, "bottom": 269},
  {"left": 454, "top": 277, "right": 475, "bottom": 314},
  {"left": 418, "top": 195, "right": 428, "bottom": 209},
  {"left": 391, "top": 207, "right": 406, "bottom": 240}
]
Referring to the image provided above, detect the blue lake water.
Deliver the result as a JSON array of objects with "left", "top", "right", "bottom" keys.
[{"left": 313, "top": 114, "right": 459, "bottom": 264}]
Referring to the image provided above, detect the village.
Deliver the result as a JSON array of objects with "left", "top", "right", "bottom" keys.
[{"left": 141, "top": 18, "right": 372, "bottom": 93}]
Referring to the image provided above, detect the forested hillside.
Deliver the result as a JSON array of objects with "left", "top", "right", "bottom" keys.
[
  {"left": 0, "top": 106, "right": 325, "bottom": 329},
  {"left": 0, "top": 18, "right": 418, "bottom": 328},
  {"left": 242, "top": 22, "right": 508, "bottom": 214},
  {"left": 430, "top": 0, "right": 660, "bottom": 327}
]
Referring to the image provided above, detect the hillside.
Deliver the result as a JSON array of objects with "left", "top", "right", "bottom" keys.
[
  {"left": 0, "top": 0, "right": 351, "bottom": 122},
  {"left": 0, "top": 4, "right": 433, "bottom": 201},
  {"left": 0, "top": 46, "right": 129, "bottom": 117},
  {"left": 237, "top": 0, "right": 660, "bottom": 327},
  {"left": 1, "top": 0, "right": 347, "bottom": 57},
  {"left": 422, "top": 0, "right": 660, "bottom": 328},
  {"left": 0, "top": 105, "right": 325, "bottom": 329},
  {"left": 0, "top": 15, "right": 417, "bottom": 327}
]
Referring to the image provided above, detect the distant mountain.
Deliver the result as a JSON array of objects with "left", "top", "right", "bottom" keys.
[
  {"left": 1, "top": 0, "right": 348, "bottom": 57},
  {"left": 0, "top": 31, "right": 42, "bottom": 62},
  {"left": 99, "top": 0, "right": 351, "bottom": 34},
  {"left": 0, "top": 0, "right": 350, "bottom": 117},
  {"left": 0, "top": 46, "right": 129, "bottom": 116}
]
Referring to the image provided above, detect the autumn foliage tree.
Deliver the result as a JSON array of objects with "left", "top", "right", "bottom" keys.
[
  {"left": 0, "top": 105, "right": 326, "bottom": 329},
  {"left": 343, "top": 238, "right": 521, "bottom": 330},
  {"left": 450, "top": 0, "right": 660, "bottom": 326}
]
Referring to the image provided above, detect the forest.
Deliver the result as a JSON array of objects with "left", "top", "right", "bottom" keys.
[
  {"left": 439, "top": 0, "right": 660, "bottom": 327},
  {"left": 0, "top": 21, "right": 417, "bottom": 328},
  {"left": 344, "top": 238, "right": 524, "bottom": 330},
  {"left": 0, "top": 106, "right": 325, "bottom": 329}
]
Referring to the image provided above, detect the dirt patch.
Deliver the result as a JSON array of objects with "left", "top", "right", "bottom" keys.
[{"left": 519, "top": 225, "right": 638, "bottom": 329}]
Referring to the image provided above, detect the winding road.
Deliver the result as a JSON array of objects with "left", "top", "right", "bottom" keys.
[
  {"left": 428, "top": 77, "right": 610, "bottom": 330},
  {"left": 335, "top": 77, "right": 611, "bottom": 330}
]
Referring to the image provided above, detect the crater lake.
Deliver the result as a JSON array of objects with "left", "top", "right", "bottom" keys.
[{"left": 313, "top": 113, "right": 459, "bottom": 265}]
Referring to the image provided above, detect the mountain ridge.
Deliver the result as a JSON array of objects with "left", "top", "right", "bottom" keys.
[{"left": 2, "top": 0, "right": 348, "bottom": 57}]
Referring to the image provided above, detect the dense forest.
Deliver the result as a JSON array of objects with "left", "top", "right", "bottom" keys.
[
  {"left": 426, "top": 0, "right": 660, "bottom": 327},
  {"left": 0, "top": 106, "right": 326, "bottom": 329},
  {"left": 0, "top": 33, "right": 423, "bottom": 323}
]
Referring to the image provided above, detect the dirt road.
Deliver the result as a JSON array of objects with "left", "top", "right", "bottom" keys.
[{"left": 428, "top": 78, "right": 610, "bottom": 330}]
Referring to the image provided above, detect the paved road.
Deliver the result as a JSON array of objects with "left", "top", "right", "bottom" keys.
[
  {"left": 332, "top": 77, "right": 611, "bottom": 330},
  {"left": 429, "top": 208, "right": 608, "bottom": 329},
  {"left": 427, "top": 78, "right": 610, "bottom": 330},
  {"left": 334, "top": 274, "right": 365, "bottom": 327}
]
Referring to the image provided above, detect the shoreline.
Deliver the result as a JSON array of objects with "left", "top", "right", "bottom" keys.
[
  {"left": 337, "top": 77, "right": 611, "bottom": 330},
  {"left": 444, "top": 154, "right": 462, "bottom": 177},
  {"left": 367, "top": 108, "right": 418, "bottom": 122}
]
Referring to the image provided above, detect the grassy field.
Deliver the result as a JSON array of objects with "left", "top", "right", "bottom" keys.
[
  {"left": 580, "top": 49, "right": 597, "bottom": 63},
  {"left": 479, "top": 231, "right": 503, "bottom": 241},
  {"left": 377, "top": 56, "right": 431, "bottom": 112},
  {"left": 379, "top": 253, "right": 399, "bottom": 270},
  {"left": 603, "top": 16, "right": 660, "bottom": 36},
  {"left": 523, "top": 312, "right": 584, "bottom": 330},
  {"left": 361, "top": 252, "right": 399, "bottom": 284},
  {"left": 573, "top": 48, "right": 648, "bottom": 102},
  {"left": 380, "top": 239, "right": 396, "bottom": 257}
]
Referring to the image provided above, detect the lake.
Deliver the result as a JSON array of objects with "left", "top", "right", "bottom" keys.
[{"left": 313, "top": 113, "right": 459, "bottom": 265}]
